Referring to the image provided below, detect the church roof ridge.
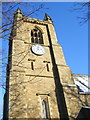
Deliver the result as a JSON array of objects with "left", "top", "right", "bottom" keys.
[{"left": 73, "top": 74, "right": 90, "bottom": 77}]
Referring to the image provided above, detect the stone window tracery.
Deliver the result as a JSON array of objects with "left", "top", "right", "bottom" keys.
[{"left": 31, "top": 28, "right": 44, "bottom": 44}]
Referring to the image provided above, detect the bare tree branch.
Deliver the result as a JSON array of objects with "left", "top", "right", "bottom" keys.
[
  {"left": 72, "top": 1, "right": 90, "bottom": 24},
  {"left": 0, "top": 2, "right": 46, "bottom": 90}
]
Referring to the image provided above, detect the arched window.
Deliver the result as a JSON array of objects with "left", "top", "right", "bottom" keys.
[
  {"left": 42, "top": 100, "right": 48, "bottom": 119},
  {"left": 31, "top": 28, "right": 43, "bottom": 44},
  {"left": 31, "top": 37, "right": 34, "bottom": 43}
]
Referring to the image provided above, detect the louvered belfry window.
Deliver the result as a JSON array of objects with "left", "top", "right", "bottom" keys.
[{"left": 31, "top": 29, "right": 44, "bottom": 44}]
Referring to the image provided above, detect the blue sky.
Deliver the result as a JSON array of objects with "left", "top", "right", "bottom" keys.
[
  {"left": 35, "top": 2, "right": 88, "bottom": 75},
  {"left": 49, "top": 2, "right": 88, "bottom": 75},
  {"left": 0, "top": 2, "right": 88, "bottom": 119}
]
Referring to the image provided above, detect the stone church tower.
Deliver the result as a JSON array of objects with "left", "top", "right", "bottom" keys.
[{"left": 3, "top": 8, "right": 90, "bottom": 120}]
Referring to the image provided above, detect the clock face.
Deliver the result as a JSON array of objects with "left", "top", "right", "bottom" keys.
[{"left": 31, "top": 44, "right": 45, "bottom": 55}]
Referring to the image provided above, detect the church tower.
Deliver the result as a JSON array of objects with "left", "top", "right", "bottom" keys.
[{"left": 3, "top": 8, "right": 87, "bottom": 120}]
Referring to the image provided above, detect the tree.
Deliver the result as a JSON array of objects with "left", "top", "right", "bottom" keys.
[
  {"left": 0, "top": 2, "right": 46, "bottom": 89},
  {"left": 0, "top": 2, "right": 47, "bottom": 119},
  {"left": 72, "top": 1, "right": 90, "bottom": 24}
]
